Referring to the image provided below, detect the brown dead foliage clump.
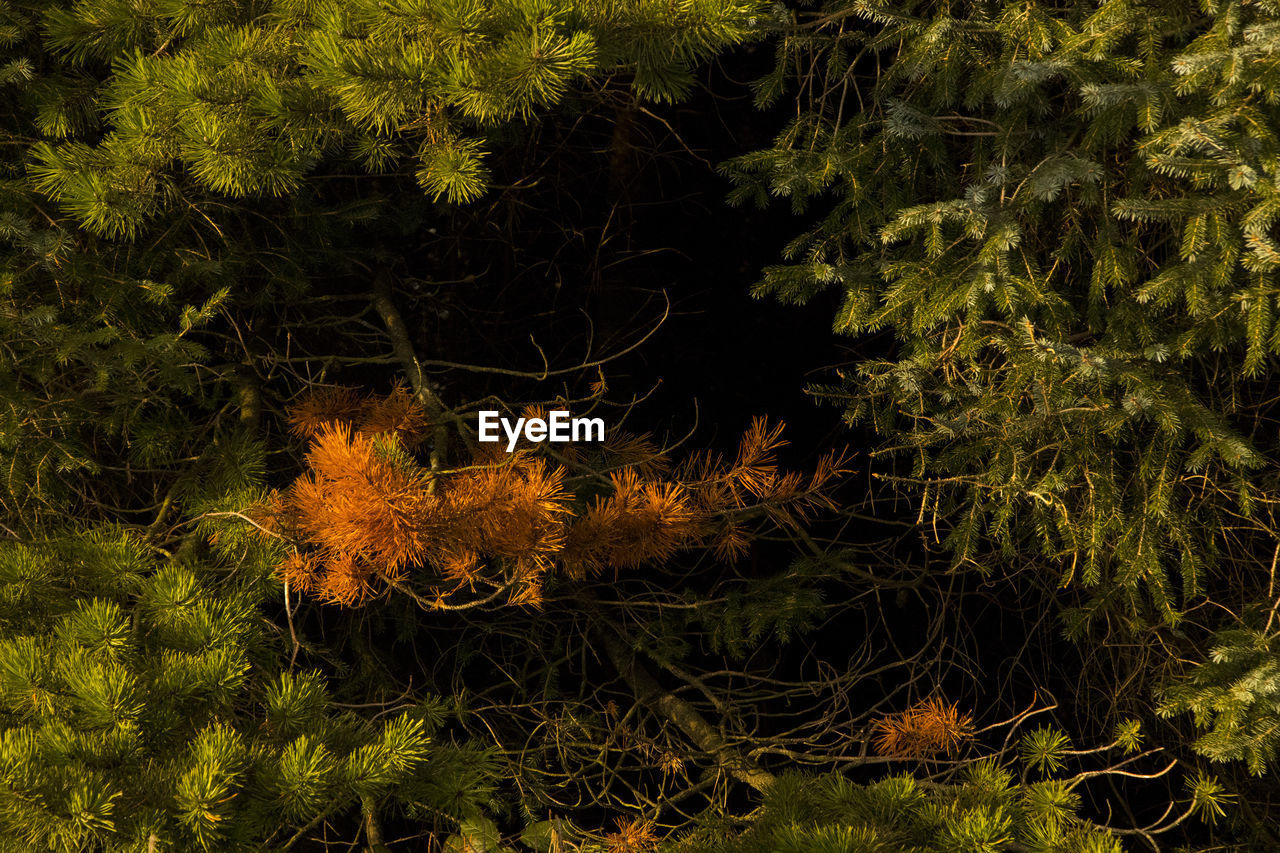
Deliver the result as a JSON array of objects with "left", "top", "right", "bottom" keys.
[
  {"left": 872, "top": 698, "right": 975, "bottom": 759},
  {"left": 259, "top": 388, "right": 846, "bottom": 607}
]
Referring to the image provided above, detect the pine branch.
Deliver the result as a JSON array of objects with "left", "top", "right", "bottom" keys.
[
  {"left": 371, "top": 269, "right": 453, "bottom": 475},
  {"left": 589, "top": 605, "right": 775, "bottom": 793}
]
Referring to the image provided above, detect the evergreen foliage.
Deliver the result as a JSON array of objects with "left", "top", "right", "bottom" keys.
[
  {"left": 1160, "top": 624, "right": 1280, "bottom": 776},
  {"left": 0, "top": 0, "right": 815, "bottom": 844},
  {"left": 2, "top": 0, "right": 1270, "bottom": 846},
  {"left": 724, "top": 1, "right": 1280, "bottom": 839},
  {"left": 725, "top": 0, "right": 1280, "bottom": 626},
  {"left": 0, "top": 208, "right": 227, "bottom": 528},
  {"left": 0, "top": 528, "right": 495, "bottom": 851},
  {"left": 679, "top": 763, "right": 1123, "bottom": 853},
  {"left": 17, "top": 0, "right": 765, "bottom": 235}
]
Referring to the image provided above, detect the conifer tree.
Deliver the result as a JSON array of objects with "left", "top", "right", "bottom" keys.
[
  {"left": 725, "top": 0, "right": 1280, "bottom": 628},
  {"left": 725, "top": 0, "right": 1280, "bottom": 840},
  {"left": 1, "top": 0, "right": 767, "bottom": 525}
]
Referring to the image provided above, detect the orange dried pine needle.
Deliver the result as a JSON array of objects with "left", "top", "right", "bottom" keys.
[
  {"left": 872, "top": 698, "right": 975, "bottom": 759},
  {"left": 287, "top": 383, "right": 430, "bottom": 446},
  {"left": 604, "top": 818, "right": 658, "bottom": 853},
  {"left": 356, "top": 382, "right": 430, "bottom": 446},
  {"left": 292, "top": 422, "right": 430, "bottom": 571},
  {"left": 268, "top": 392, "right": 849, "bottom": 607},
  {"left": 285, "top": 386, "right": 365, "bottom": 439},
  {"left": 561, "top": 468, "right": 704, "bottom": 575}
]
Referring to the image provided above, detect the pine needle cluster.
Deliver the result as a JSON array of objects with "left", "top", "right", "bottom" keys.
[
  {"left": 287, "top": 383, "right": 430, "bottom": 447},
  {"left": 871, "top": 698, "right": 975, "bottom": 760},
  {"left": 0, "top": 529, "right": 494, "bottom": 851},
  {"left": 605, "top": 817, "right": 659, "bottom": 853},
  {"left": 678, "top": 764, "right": 1122, "bottom": 853},
  {"left": 263, "top": 389, "right": 844, "bottom": 607},
  {"left": 24, "top": 0, "right": 767, "bottom": 236},
  {"left": 1159, "top": 626, "right": 1280, "bottom": 775}
]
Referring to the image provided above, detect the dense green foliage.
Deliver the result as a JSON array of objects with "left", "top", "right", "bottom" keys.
[
  {"left": 727, "top": 0, "right": 1280, "bottom": 626},
  {"left": 682, "top": 765, "right": 1123, "bottom": 853},
  {"left": 723, "top": 0, "right": 1280, "bottom": 845},
  {"left": 2, "top": 0, "right": 765, "bottom": 525},
  {"left": 1, "top": 0, "right": 776, "bottom": 847},
  {"left": 4, "top": 0, "right": 1280, "bottom": 850},
  {"left": 25, "top": 0, "right": 763, "bottom": 231},
  {"left": 1160, "top": 623, "right": 1280, "bottom": 776},
  {"left": 0, "top": 529, "right": 496, "bottom": 851}
]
